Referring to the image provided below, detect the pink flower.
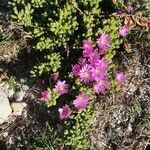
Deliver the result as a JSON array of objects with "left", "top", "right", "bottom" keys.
[
  {"left": 82, "top": 41, "right": 93, "bottom": 58},
  {"left": 91, "top": 66, "right": 106, "bottom": 81},
  {"left": 58, "top": 104, "right": 72, "bottom": 120},
  {"left": 93, "top": 77, "right": 109, "bottom": 94},
  {"left": 55, "top": 80, "right": 69, "bottom": 95},
  {"left": 79, "top": 64, "right": 93, "bottom": 83},
  {"left": 97, "top": 33, "right": 111, "bottom": 55},
  {"left": 72, "top": 64, "right": 81, "bottom": 76},
  {"left": 91, "top": 58, "right": 109, "bottom": 79},
  {"left": 50, "top": 72, "right": 58, "bottom": 81},
  {"left": 116, "top": 72, "right": 126, "bottom": 85},
  {"left": 119, "top": 25, "right": 130, "bottom": 37},
  {"left": 82, "top": 41, "right": 93, "bottom": 51},
  {"left": 96, "top": 59, "right": 109, "bottom": 72},
  {"left": 89, "top": 51, "right": 100, "bottom": 67},
  {"left": 40, "top": 91, "right": 51, "bottom": 101},
  {"left": 73, "top": 93, "right": 89, "bottom": 109}
]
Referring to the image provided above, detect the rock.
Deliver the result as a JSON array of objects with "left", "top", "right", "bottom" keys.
[
  {"left": 0, "top": 82, "right": 14, "bottom": 98},
  {"left": 0, "top": 88, "right": 12, "bottom": 124},
  {"left": 127, "top": 123, "right": 133, "bottom": 132},
  {"left": 22, "top": 85, "right": 29, "bottom": 91},
  {"left": 20, "top": 78, "right": 26, "bottom": 83},
  {"left": 0, "top": 82, "right": 5, "bottom": 87},
  {"left": 14, "top": 90, "right": 26, "bottom": 101},
  {"left": 3, "top": 83, "right": 9, "bottom": 90},
  {"left": 2, "top": 132, "right": 8, "bottom": 138},
  {"left": 11, "top": 102, "right": 27, "bottom": 116},
  {"left": 22, "top": 109, "right": 27, "bottom": 118},
  {"left": 8, "top": 88, "right": 15, "bottom": 98},
  {"left": 1, "top": 83, "right": 9, "bottom": 94}
]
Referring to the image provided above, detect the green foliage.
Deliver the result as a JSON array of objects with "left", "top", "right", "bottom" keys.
[
  {"left": 9, "top": 0, "right": 102, "bottom": 51},
  {"left": 103, "top": 17, "right": 122, "bottom": 62},
  {"left": 12, "top": 3, "right": 34, "bottom": 26},
  {"left": 72, "top": 78, "right": 96, "bottom": 100},
  {"left": 112, "top": 0, "right": 125, "bottom": 8},
  {"left": 102, "top": 16, "right": 123, "bottom": 92},
  {"left": 31, "top": 52, "right": 61, "bottom": 77},
  {"left": 7, "top": 76, "right": 16, "bottom": 91},
  {"left": 64, "top": 105, "right": 94, "bottom": 150},
  {"left": 46, "top": 88, "right": 59, "bottom": 107}
]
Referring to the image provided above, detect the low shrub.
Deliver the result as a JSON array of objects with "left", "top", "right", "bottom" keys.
[{"left": 9, "top": 0, "right": 103, "bottom": 51}]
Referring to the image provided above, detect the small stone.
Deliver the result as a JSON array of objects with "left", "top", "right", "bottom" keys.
[
  {"left": 11, "top": 102, "right": 27, "bottom": 116},
  {"left": 8, "top": 136, "right": 14, "bottom": 146},
  {"left": 127, "top": 123, "right": 132, "bottom": 132},
  {"left": 22, "top": 109, "right": 27, "bottom": 118},
  {"left": 128, "top": 83, "right": 136, "bottom": 94},
  {"left": 0, "top": 88, "right": 12, "bottom": 124},
  {"left": 0, "top": 83, "right": 9, "bottom": 93},
  {"left": 8, "top": 88, "right": 15, "bottom": 98},
  {"left": 20, "top": 78, "right": 26, "bottom": 83},
  {"left": 22, "top": 85, "right": 29, "bottom": 91},
  {"left": 4, "top": 83, "right": 9, "bottom": 90},
  {"left": 0, "top": 82, "right": 5, "bottom": 87},
  {"left": 3, "top": 132, "right": 8, "bottom": 138},
  {"left": 30, "top": 94, "right": 35, "bottom": 99},
  {"left": 14, "top": 90, "right": 26, "bottom": 101}
]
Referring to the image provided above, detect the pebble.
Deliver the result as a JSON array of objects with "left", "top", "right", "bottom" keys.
[
  {"left": 3, "top": 132, "right": 8, "bottom": 138},
  {"left": 8, "top": 88, "right": 15, "bottom": 98},
  {"left": 20, "top": 78, "right": 26, "bottom": 83},
  {"left": 22, "top": 85, "right": 29, "bottom": 91},
  {"left": 127, "top": 123, "right": 133, "bottom": 132},
  {"left": 128, "top": 83, "right": 136, "bottom": 94},
  {"left": 11, "top": 102, "right": 27, "bottom": 116},
  {"left": 14, "top": 90, "right": 26, "bottom": 102}
]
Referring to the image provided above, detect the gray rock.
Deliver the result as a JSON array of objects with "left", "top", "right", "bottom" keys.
[
  {"left": 22, "top": 85, "right": 29, "bottom": 91},
  {"left": 20, "top": 78, "right": 26, "bottom": 83},
  {"left": 0, "top": 88, "right": 12, "bottom": 124},
  {"left": 14, "top": 90, "right": 26, "bottom": 102},
  {"left": 0, "top": 82, "right": 14, "bottom": 98}
]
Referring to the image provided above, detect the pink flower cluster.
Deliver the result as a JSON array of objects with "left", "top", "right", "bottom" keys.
[
  {"left": 59, "top": 92, "right": 89, "bottom": 120},
  {"left": 72, "top": 34, "right": 111, "bottom": 94},
  {"left": 39, "top": 31, "right": 127, "bottom": 120}
]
